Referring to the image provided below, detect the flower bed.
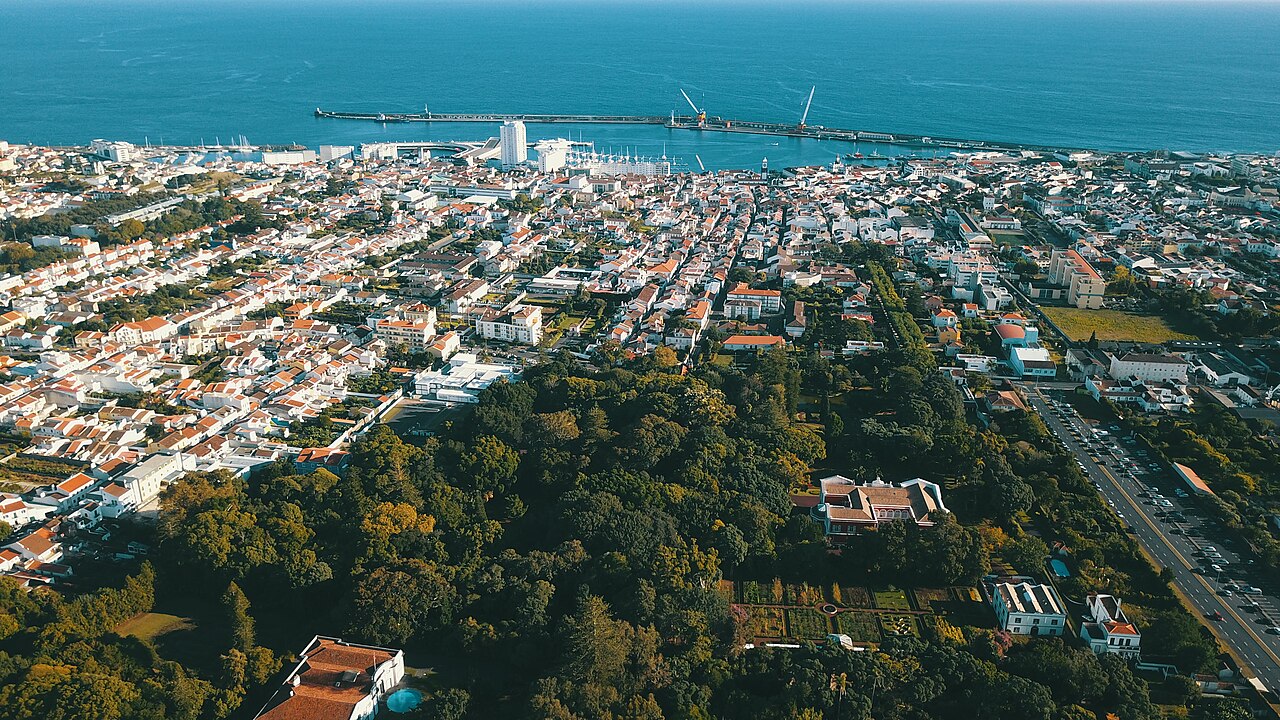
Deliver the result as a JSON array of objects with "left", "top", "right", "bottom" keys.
[{"left": 879, "top": 613, "right": 920, "bottom": 638}]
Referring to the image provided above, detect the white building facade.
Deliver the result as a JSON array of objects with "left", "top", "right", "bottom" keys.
[
  {"left": 991, "top": 580, "right": 1067, "bottom": 636},
  {"left": 500, "top": 120, "right": 528, "bottom": 167}
]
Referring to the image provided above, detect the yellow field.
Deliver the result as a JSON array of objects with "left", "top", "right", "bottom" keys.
[{"left": 1041, "top": 307, "right": 1196, "bottom": 343}]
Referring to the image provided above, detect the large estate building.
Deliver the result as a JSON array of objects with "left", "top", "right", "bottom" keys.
[{"left": 811, "top": 476, "right": 948, "bottom": 542}]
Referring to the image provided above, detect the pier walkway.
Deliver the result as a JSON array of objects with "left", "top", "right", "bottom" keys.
[{"left": 314, "top": 108, "right": 1084, "bottom": 153}]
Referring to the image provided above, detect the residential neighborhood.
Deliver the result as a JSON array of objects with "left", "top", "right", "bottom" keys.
[{"left": 2, "top": 134, "right": 1280, "bottom": 719}]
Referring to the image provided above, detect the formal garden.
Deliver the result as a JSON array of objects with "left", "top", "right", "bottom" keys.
[{"left": 724, "top": 580, "right": 992, "bottom": 646}]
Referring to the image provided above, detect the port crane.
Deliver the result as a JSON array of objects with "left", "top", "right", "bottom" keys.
[
  {"left": 797, "top": 86, "right": 816, "bottom": 131},
  {"left": 680, "top": 88, "right": 707, "bottom": 127}
]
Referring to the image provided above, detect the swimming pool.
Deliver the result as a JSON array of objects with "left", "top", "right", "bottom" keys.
[
  {"left": 386, "top": 688, "right": 423, "bottom": 713},
  {"left": 1050, "top": 559, "right": 1070, "bottom": 578}
]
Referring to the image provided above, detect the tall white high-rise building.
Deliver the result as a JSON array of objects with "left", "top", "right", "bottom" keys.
[{"left": 500, "top": 121, "right": 527, "bottom": 167}]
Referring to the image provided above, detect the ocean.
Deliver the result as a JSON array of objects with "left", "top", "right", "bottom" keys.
[{"left": 3, "top": 0, "right": 1279, "bottom": 169}]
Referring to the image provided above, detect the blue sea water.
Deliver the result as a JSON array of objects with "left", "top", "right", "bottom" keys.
[{"left": 2, "top": 0, "right": 1279, "bottom": 169}]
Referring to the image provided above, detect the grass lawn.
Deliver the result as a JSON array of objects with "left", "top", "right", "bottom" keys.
[
  {"left": 1040, "top": 306, "right": 1197, "bottom": 343},
  {"left": 115, "top": 612, "right": 194, "bottom": 642},
  {"left": 987, "top": 230, "right": 1028, "bottom": 246},
  {"left": 873, "top": 587, "right": 913, "bottom": 610},
  {"left": 551, "top": 313, "right": 583, "bottom": 330}
]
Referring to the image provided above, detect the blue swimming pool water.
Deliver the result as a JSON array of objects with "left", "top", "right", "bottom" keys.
[
  {"left": 386, "top": 688, "right": 423, "bottom": 713},
  {"left": 1050, "top": 559, "right": 1071, "bottom": 578}
]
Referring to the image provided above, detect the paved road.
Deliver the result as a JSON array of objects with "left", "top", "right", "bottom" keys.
[{"left": 1020, "top": 384, "right": 1280, "bottom": 696}]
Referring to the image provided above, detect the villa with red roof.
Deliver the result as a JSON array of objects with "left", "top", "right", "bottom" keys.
[
  {"left": 253, "top": 635, "right": 405, "bottom": 720},
  {"left": 1080, "top": 593, "right": 1141, "bottom": 659}
]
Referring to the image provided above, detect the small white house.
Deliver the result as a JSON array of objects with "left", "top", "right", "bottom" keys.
[{"left": 1080, "top": 593, "right": 1141, "bottom": 659}]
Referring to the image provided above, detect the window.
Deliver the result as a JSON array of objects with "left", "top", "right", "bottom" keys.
[{"left": 1014, "top": 617, "right": 1021, "bottom": 623}]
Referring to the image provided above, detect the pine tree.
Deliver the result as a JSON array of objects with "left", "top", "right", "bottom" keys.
[{"left": 222, "top": 582, "right": 254, "bottom": 652}]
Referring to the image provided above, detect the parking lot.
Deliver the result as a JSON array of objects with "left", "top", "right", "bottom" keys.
[{"left": 1023, "top": 385, "right": 1280, "bottom": 691}]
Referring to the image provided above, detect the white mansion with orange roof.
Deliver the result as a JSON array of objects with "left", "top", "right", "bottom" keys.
[
  {"left": 1080, "top": 593, "right": 1141, "bottom": 659},
  {"left": 811, "top": 476, "right": 948, "bottom": 543}
]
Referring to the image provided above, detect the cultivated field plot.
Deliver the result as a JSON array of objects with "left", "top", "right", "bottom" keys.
[
  {"left": 783, "top": 582, "right": 825, "bottom": 606},
  {"left": 834, "top": 612, "right": 882, "bottom": 643},
  {"left": 746, "top": 606, "right": 787, "bottom": 638},
  {"left": 839, "top": 586, "right": 874, "bottom": 609},
  {"left": 786, "top": 609, "right": 833, "bottom": 640},
  {"left": 1040, "top": 306, "right": 1196, "bottom": 343},
  {"left": 912, "top": 587, "right": 951, "bottom": 612}
]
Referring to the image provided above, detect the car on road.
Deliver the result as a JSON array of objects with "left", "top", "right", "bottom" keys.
[
  {"left": 1211, "top": 611, "right": 1225, "bottom": 621},
  {"left": 1267, "top": 627, "right": 1280, "bottom": 635},
  {"left": 1219, "top": 589, "right": 1234, "bottom": 596},
  {"left": 1243, "top": 586, "right": 1263, "bottom": 595}
]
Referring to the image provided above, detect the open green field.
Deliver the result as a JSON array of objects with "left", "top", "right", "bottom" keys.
[
  {"left": 987, "top": 230, "right": 1028, "bottom": 246},
  {"left": 873, "top": 587, "right": 912, "bottom": 610},
  {"left": 116, "top": 612, "right": 194, "bottom": 642},
  {"left": 1040, "top": 307, "right": 1196, "bottom": 343}
]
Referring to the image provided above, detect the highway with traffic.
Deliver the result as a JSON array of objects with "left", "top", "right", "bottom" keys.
[{"left": 1020, "top": 383, "right": 1280, "bottom": 697}]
